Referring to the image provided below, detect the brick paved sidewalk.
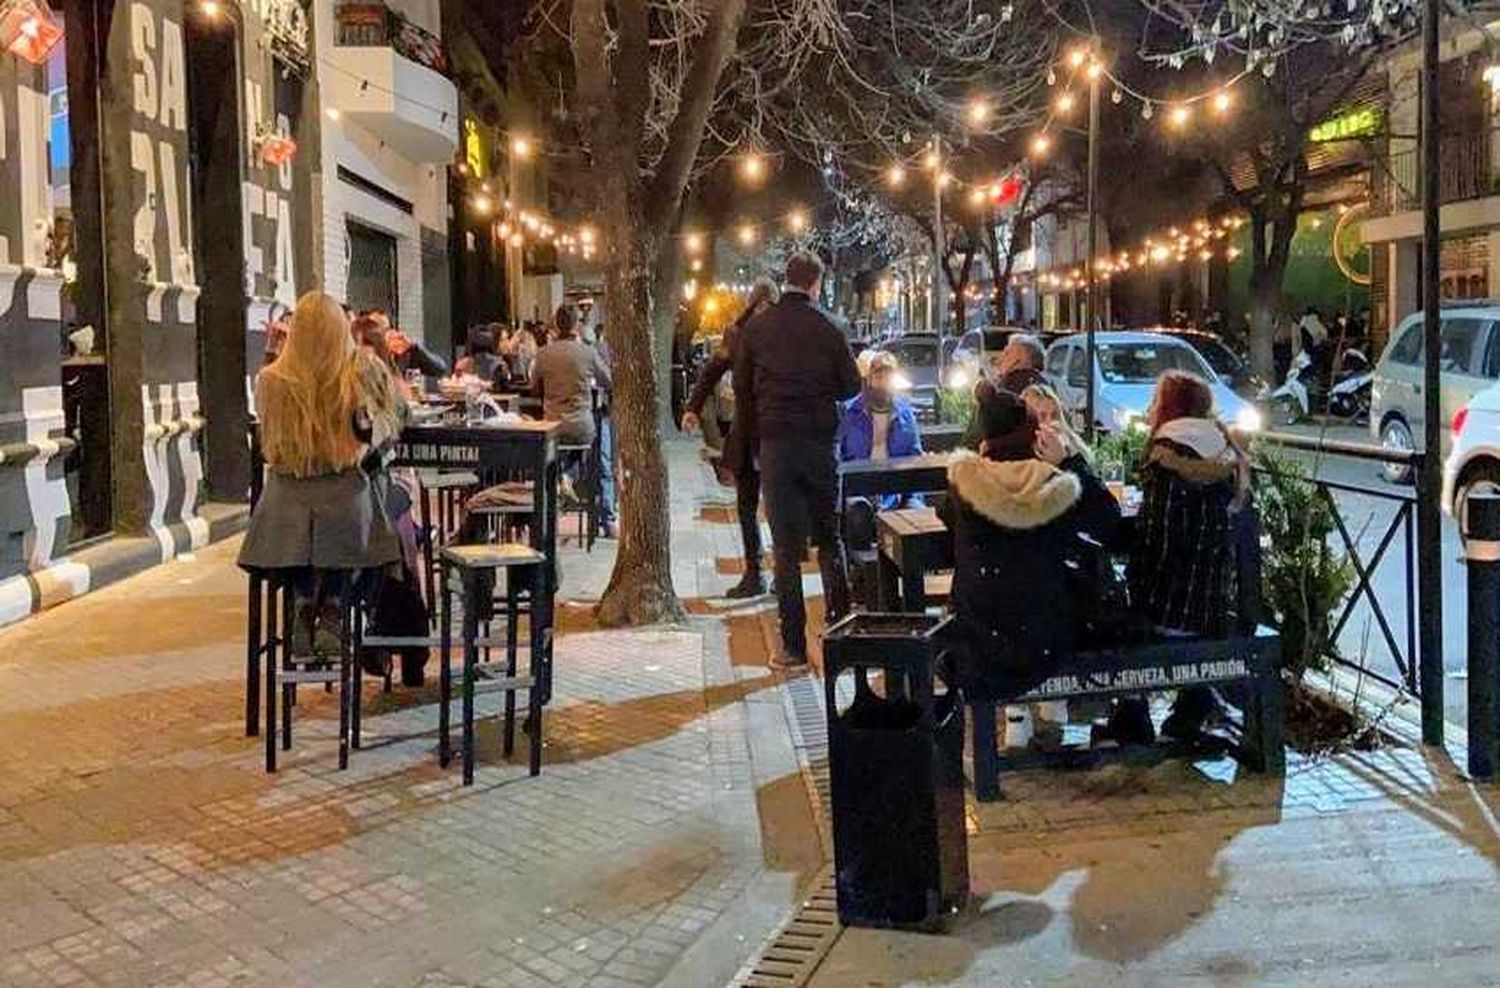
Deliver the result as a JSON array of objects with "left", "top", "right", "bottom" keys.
[{"left": 0, "top": 441, "right": 824, "bottom": 988}]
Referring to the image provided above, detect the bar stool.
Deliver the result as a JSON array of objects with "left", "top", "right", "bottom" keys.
[
  {"left": 262, "top": 572, "right": 363, "bottom": 773},
  {"left": 439, "top": 543, "right": 551, "bottom": 785},
  {"left": 418, "top": 470, "right": 480, "bottom": 625}
]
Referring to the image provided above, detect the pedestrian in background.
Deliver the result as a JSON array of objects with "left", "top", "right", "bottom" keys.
[
  {"left": 735, "top": 252, "right": 861, "bottom": 666},
  {"left": 683, "top": 277, "right": 779, "bottom": 597}
]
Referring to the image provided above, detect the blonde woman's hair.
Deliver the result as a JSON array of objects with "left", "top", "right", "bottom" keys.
[{"left": 256, "top": 291, "right": 370, "bottom": 477}]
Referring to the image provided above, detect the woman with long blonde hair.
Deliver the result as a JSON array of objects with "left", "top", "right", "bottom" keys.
[{"left": 240, "top": 291, "right": 405, "bottom": 655}]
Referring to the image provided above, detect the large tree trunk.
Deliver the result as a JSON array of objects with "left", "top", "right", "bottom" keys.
[{"left": 597, "top": 221, "right": 684, "bottom": 627}]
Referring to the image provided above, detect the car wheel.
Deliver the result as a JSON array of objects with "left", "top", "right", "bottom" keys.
[
  {"left": 1379, "top": 416, "right": 1416, "bottom": 485},
  {"left": 1455, "top": 461, "right": 1500, "bottom": 538}
]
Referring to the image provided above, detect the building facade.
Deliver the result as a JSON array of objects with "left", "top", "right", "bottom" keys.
[
  {"left": 0, "top": 0, "right": 459, "bottom": 627},
  {"left": 1364, "top": 21, "right": 1500, "bottom": 331}
]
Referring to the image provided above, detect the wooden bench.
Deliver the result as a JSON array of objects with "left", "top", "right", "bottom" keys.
[{"left": 968, "top": 629, "right": 1285, "bottom": 801}]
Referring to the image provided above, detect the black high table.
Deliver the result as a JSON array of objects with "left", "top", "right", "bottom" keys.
[{"left": 393, "top": 419, "right": 563, "bottom": 703}]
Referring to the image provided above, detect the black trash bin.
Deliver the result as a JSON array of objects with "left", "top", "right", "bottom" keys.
[{"left": 824, "top": 612, "right": 969, "bottom": 932}]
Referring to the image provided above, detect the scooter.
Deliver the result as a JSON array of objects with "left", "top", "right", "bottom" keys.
[
  {"left": 1265, "top": 347, "right": 1370, "bottom": 425},
  {"left": 1326, "top": 349, "right": 1372, "bottom": 423},
  {"left": 1266, "top": 351, "right": 1314, "bottom": 426}
]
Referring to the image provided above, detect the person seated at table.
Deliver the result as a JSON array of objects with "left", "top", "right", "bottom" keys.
[
  {"left": 533, "top": 305, "right": 615, "bottom": 530},
  {"left": 1021, "top": 382, "right": 1090, "bottom": 462},
  {"left": 941, "top": 389, "right": 1121, "bottom": 703},
  {"left": 961, "top": 335, "right": 1049, "bottom": 451},
  {"left": 840, "top": 351, "right": 925, "bottom": 598},
  {"left": 239, "top": 291, "right": 405, "bottom": 658},
  {"left": 994, "top": 334, "right": 1047, "bottom": 393},
  {"left": 1123, "top": 369, "right": 1252, "bottom": 743},
  {"left": 455, "top": 325, "right": 506, "bottom": 383}
]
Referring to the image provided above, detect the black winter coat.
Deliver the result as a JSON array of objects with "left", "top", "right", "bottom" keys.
[
  {"left": 940, "top": 450, "right": 1123, "bottom": 699},
  {"left": 1128, "top": 430, "right": 1245, "bottom": 636}
]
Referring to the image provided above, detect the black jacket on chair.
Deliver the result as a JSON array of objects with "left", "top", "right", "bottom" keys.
[{"left": 940, "top": 450, "right": 1122, "bottom": 699}]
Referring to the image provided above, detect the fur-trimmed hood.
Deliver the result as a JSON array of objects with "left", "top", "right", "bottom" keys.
[
  {"left": 1147, "top": 417, "right": 1242, "bottom": 485},
  {"left": 947, "top": 449, "right": 1082, "bottom": 531}
]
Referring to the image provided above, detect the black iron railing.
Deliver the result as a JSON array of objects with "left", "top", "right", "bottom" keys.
[
  {"left": 1255, "top": 430, "right": 1423, "bottom": 697},
  {"left": 1377, "top": 131, "right": 1496, "bottom": 214},
  {"left": 335, "top": 3, "right": 448, "bottom": 75}
]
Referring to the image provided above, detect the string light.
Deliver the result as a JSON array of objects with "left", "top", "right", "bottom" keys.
[
  {"left": 967, "top": 100, "right": 990, "bottom": 126},
  {"left": 1068, "top": 48, "right": 1088, "bottom": 68},
  {"left": 1056, "top": 92, "right": 1076, "bottom": 113},
  {"left": 922, "top": 148, "right": 941, "bottom": 171},
  {"left": 1213, "top": 91, "right": 1232, "bottom": 114},
  {"left": 787, "top": 208, "right": 808, "bottom": 233},
  {"left": 1169, "top": 105, "right": 1191, "bottom": 128},
  {"left": 736, "top": 224, "right": 756, "bottom": 247},
  {"left": 886, "top": 164, "right": 906, "bottom": 187},
  {"left": 1030, "top": 134, "right": 1051, "bottom": 156},
  {"left": 967, "top": 186, "right": 987, "bottom": 208},
  {"left": 739, "top": 152, "right": 766, "bottom": 183},
  {"left": 472, "top": 194, "right": 492, "bottom": 215},
  {"left": 684, "top": 232, "right": 704, "bottom": 253},
  {"left": 510, "top": 136, "right": 533, "bottom": 159},
  {"left": 199, "top": 0, "right": 221, "bottom": 16}
]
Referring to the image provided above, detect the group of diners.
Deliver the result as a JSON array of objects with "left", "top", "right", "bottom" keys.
[
  {"left": 689, "top": 256, "right": 1257, "bottom": 745},
  {"left": 240, "top": 289, "right": 614, "bottom": 689}
]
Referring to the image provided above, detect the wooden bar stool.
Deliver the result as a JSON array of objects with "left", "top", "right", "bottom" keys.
[{"left": 439, "top": 544, "right": 551, "bottom": 785}]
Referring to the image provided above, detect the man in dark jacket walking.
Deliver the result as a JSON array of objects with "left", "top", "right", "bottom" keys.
[{"left": 735, "top": 252, "right": 862, "bottom": 666}]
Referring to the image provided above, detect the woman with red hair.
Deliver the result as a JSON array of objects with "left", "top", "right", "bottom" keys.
[{"left": 1119, "top": 369, "right": 1252, "bottom": 743}]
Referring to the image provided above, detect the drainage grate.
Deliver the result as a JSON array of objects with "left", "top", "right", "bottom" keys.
[
  {"left": 731, "top": 673, "right": 841, "bottom": 988},
  {"left": 734, "top": 870, "right": 841, "bottom": 988}
]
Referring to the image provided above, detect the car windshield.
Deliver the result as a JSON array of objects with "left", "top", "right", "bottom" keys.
[
  {"left": 889, "top": 342, "right": 938, "bottom": 367},
  {"left": 1097, "top": 342, "right": 1212, "bottom": 383},
  {"left": 1172, "top": 335, "right": 1241, "bottom": 376}
]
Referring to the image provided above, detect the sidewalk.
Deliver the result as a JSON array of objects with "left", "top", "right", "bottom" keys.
[{"left": 0, "top": 441, "right": 822, "bottom": 988}]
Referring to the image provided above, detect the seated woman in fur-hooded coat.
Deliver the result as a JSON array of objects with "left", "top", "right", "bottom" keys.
[{"left": 941, "top": 389, "right": 1122, "bottom": 699}]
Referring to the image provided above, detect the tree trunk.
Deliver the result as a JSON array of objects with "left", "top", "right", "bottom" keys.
[{"left": 596, "top": 219, "right": 685, "bottom": 627}]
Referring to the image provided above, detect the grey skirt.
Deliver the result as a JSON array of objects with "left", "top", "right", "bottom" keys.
[{"left": 238, "top": 468, "right": 402, "bottom": 572}]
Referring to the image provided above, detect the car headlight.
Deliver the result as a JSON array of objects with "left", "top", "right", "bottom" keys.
[
  {"left": 944, "top": 366, "right": 973, "bottom": 392},
  {"left": 891, "top": 372, "right": 913, "bottom": 392},
  {"left": 1235, "top": 406, "right": 1264, "bottom": 433}
]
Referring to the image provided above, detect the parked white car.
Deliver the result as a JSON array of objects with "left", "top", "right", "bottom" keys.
[
  {"left": 1044, "top": 332, "right": 1262, "bottom": 434},
  {"left": 1443, "top": 381, "right": 1500, "bottom": 524},
  {"left": 1370, "top": 304, "right": 1500, "bottom": 483}
]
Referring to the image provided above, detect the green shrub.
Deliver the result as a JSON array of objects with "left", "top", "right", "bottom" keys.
[
  {"left": 1251, "top": 447, "right": 1354, "bottom": 680},
  {"left": 1090, "top": 425, "right": 1149, "bottom": 486},
  {"left": 936, "top": 387, "right": 974, "bottom": 429}
]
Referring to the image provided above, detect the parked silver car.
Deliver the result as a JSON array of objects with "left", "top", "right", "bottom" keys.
[
  {"left": 1044, "top": 331, "right": 1262, "bottom": 434},
  {"left": 1370, "top": 304, "right": 1500, "bottom": 483}
]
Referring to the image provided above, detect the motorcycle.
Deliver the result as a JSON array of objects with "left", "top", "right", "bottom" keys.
[
  {"left": 1326, "top": 349, "right": 1372, "bottom": 422},
  {"left": 1265, "top": 346, "right": 1370, "bottom": 425}
]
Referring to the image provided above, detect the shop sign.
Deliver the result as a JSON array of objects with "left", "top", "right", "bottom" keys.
[
  {"left": 1310, "top": 106, "right": 1380, "bottom": 143},
  {"left": 258, "top": 0, "right": 309, "bottom": 76}
]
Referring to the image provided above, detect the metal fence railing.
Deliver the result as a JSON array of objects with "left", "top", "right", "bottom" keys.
[
  {"left": 1254, "top": 431, "right": 1424, "bottom": 698},
  {"left": 1377, "top": 131, "right": 1494, "bottom": 214},
  {"left": 335, "top": 2, "right": 448, "bottom": 75}
]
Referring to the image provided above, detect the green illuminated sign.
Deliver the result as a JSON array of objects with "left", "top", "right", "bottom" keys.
[{"left": 1310, "top": 107, "right": 1381, "bottom": 143}]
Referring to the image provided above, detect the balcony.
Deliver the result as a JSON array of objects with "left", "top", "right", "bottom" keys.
[
  {"left": 327, "top": 3, "right": 458, "bottom": 163},
  {"left": 1374, "top": 131, "right": 1498, "bottom": 215}
]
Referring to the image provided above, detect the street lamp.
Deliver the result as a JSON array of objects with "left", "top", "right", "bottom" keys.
[{"left": 1083, "top": 44, "right": 1102, "bottom": 440}]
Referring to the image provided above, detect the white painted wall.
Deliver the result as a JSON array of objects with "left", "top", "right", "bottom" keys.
[{"left": 312, "top": 0, "right": 449, "bottom": 341}]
